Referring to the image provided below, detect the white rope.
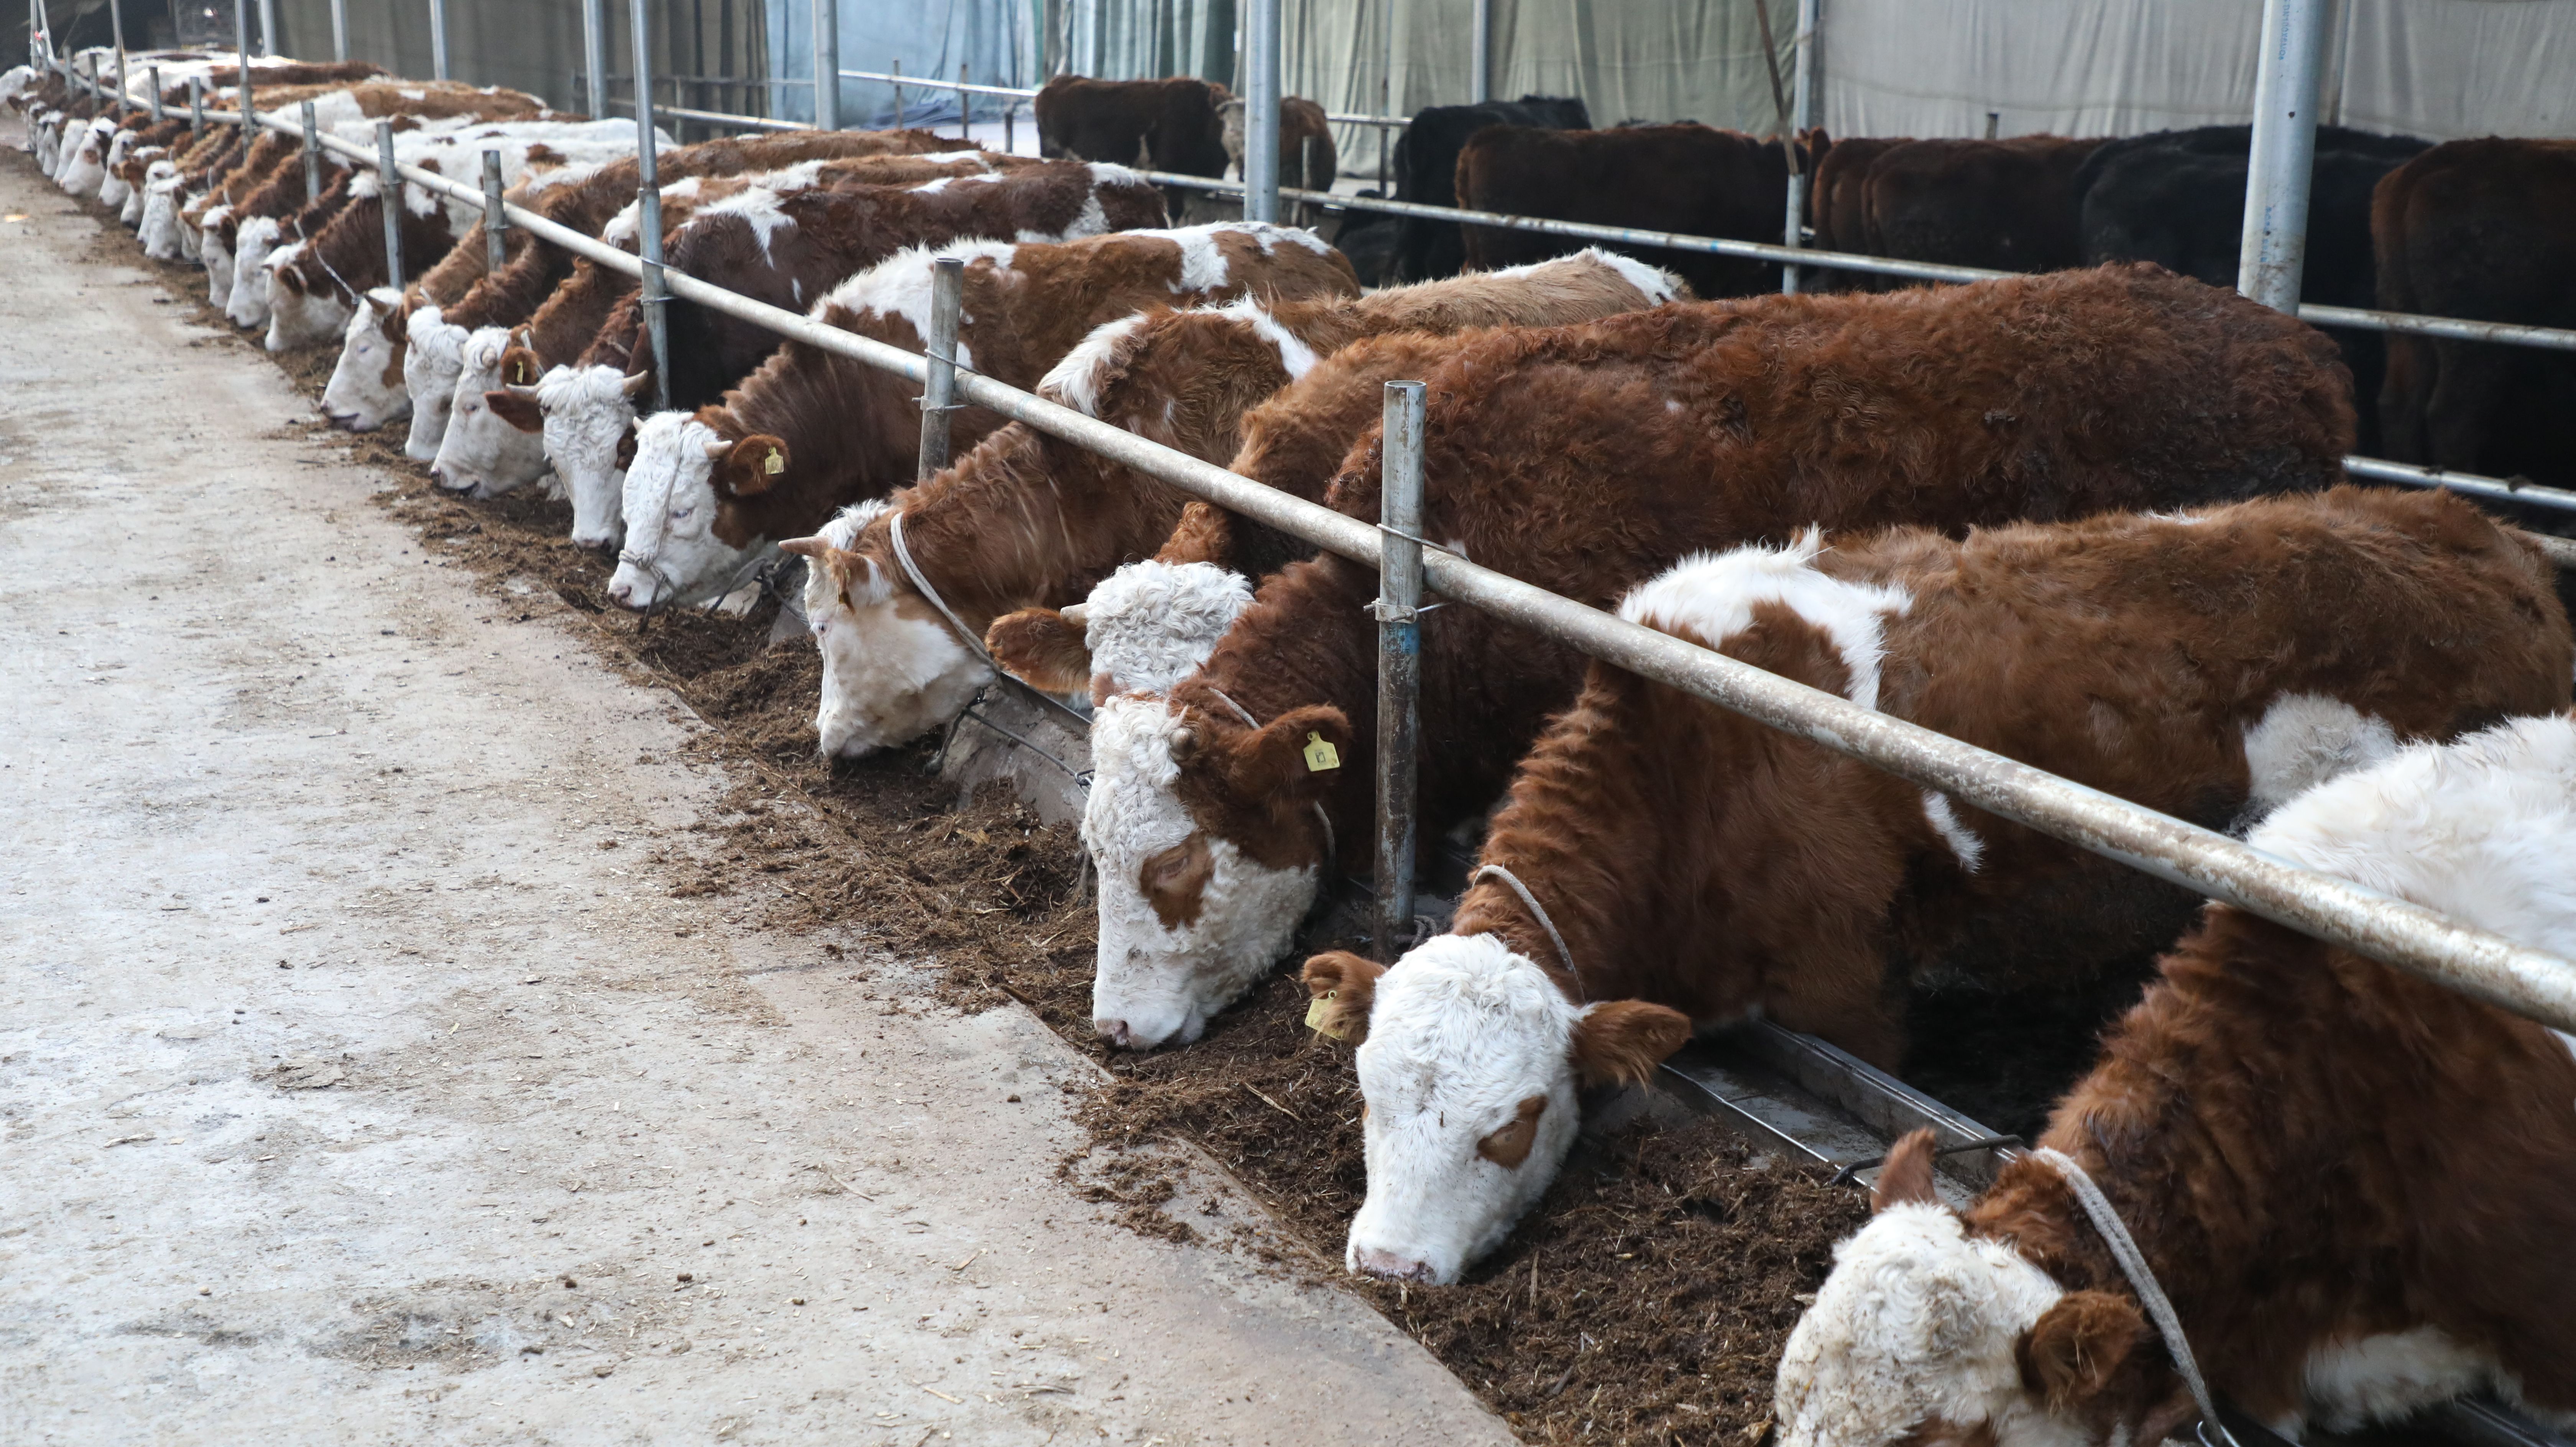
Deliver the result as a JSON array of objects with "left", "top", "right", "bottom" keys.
[
  {"left": 1470, "top": 863, "right": 1578, "bottom": 988},
  {"left": 1202, "top": 686, "right": 1337, "bottom": 871},
  {"left": 2031, "top": 1148, "right": 2236, "bottom": 1447}
]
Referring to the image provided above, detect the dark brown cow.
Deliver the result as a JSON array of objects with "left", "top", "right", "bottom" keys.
[
  {"left": 1035, "top": 74, "right": 1232, "bottom": 179},
  {"left": 1778, "top": 710, "right": 2576, "bottom": 1447},
  {"left": 1808, "top": 133, "right": 1903, "bottom": 267},
  {"left": 1075, "top": 264, "right": 2354, "bottom": 1052},
  {"left": 1858, "top": 136, "right": 2103, "bottom": 276},
  {"left": 1219, "top": 95, "right": 1338, "bottom": 194},
  {"left": 1304, "top": 487, "right": 2571, "bottom": 1283},
  {"left": 1456, "top": 123, "right": 1790, "bottom": 297},
  {"left": 2374, "top": 138, "right": 2576, "bottom": 496}
]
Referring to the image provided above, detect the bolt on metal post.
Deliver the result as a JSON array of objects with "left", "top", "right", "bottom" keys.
[
  {"left": 916, "top": 256, "right": 964, "bottom": 479},
  {"left": 480, "top": 149, "right": 509, "bottom": 272},
  {"left": 299, "top": 100, "right": 320, "bottom": 205},
  {"left": 375, "top": 119, "right": 405, "bottom": 291},
  {"left": 1373, "top": 379, "right": 1426, "bottom": 960}
]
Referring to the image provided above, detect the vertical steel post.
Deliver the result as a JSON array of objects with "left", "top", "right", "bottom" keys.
[
  {"left": 2238, "top": 0, "right": 2330, "bottom": 311},
  {"left": 581, "top": 0, "right": 608, "bottom": 119},
  {"left": 1983, "top": 110, "right": 1999, "bottom": 139},
  {"left": 299, "top": 100, "right": 320, "bottom": 202},
  {"left": 810, "top": 0, "right": 837, "bottom": 130},
  {"left": 428, "top": 0, "right": 449, "bottom": 81},
  {"left": 148, "top": 65, "right": 162, "bottom": 123},
  {"left": 330, "top": 0, "right": 347, "bottom": 61},
  {"left": 189, "top": 75, "right": 204, "bottom": 137},
  {"left": 107, "top": 0, "right": 124, "bottom": 115},
  {"left": 1373, "top": 379, "right": 1426, "bottom": 960},
  {"left": 1243, "top": 0, "right": 1280, "bottom": 222},
  {"left": 374, "top": 118, "right": 404, "bottom": 290},
  {"left": 1468, "top": 0, "right": 1490, "bottom": 104},
  {"left": 1003, "top": 101, "right": 1014, "bottom": 154},
  {"left": 629, "top": 0, "right": 670, "bottom": 412},
  {"left": 256, "top": 0, "right": 275, "bottom": 56},
  {"left": 481, "top": 148, "right": 509, "bottom": 272},
  {"left": 916, "top": 256, "right": 963, "bottom": 478},
  {"left": 1778, "top": 0, "right": 1819, "bottom": 293},
  {"left": 958, "top": 63, "right": 970, "bottom": 139},
  {"left": 234, "top": 0, "right": 251, "bottom": 134},
  {"left": 890, "top": 58, "right": 901, "bottom": 125}
]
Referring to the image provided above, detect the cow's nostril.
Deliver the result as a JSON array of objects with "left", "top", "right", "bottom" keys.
[
  {"left": 1354, "top": 1248, "right": 1434, "bottom": 1282},
  {"left": 1094, "top": 1018, "right": 1134, "bottom": 1049}
]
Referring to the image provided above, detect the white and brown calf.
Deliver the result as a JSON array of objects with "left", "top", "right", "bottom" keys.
[
  {"left": 1775, "top": 710, "right": 2576, "bottom": 1447},
  {"left": 320, "top": 289, "right": 414, "bottom": 431}
]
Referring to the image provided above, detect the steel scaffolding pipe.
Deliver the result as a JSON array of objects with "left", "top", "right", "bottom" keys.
[
  {"left": 1780, "top": 0, "right": 1819, "bottom": 294},
  {"left": 812, "top": 0, "right": 837, "bottom": 131},
  {"left": 1373, "top": 381, "right": 1427, "bottom": 959},
  {"left": 629, "top": 0, "right": 671, "bottom": 412},
  {"left": 2238, "top": 0, "right": 2331, "bottom": 310},
  {"left": 1242, "top": 0, "right": 1281, "bottom": 224},
  {"left": 581, "top": 0, "right": 608, "bottom": 120}
]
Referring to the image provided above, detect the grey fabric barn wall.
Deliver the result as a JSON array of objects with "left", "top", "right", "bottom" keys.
[
  {"left": 1817, "top": 0, "right": 2576, "bottom": 141},
  {"left": 270, "top": 0, "right": 772, "bottom": 121},
  {"left": 768, "top": 0, "right": 1045, "bottom": 128}
]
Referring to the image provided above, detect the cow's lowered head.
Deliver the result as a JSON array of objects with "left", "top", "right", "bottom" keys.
[
  {"left": 1308, "top": 933, "right": 1691, "bottom": 1284},
  {"left": 777, "top": 502, "right": 992, "bottom": 759}
]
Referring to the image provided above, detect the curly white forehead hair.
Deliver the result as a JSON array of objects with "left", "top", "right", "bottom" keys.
[{"left": 1774, "top": 1203, "right": 2068, "bottom": 1447}]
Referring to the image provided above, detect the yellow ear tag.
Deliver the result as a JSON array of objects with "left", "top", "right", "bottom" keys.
[
  {"left": 1304, "top": 989, "right": 1349, "bottom": 1040},
  {"left": 1301, "top": 732, "right": 1340, "bottom": 773},
  {"left": 762, "top": 449, "right": 784, "bottom": 476}
]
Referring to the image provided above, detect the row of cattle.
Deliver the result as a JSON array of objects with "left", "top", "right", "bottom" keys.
[
  {"left": 1024, "top": 74, "right": 2575, "bottom": 494},
  {"left": 22, "top": 59, "right": 2576, "bottom": 1447}
]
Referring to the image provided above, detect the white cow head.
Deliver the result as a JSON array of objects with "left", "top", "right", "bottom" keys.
[
  {"left": 430, "top": 328, "right": 550, "bottom": 496},
  {"left": 402, "top": 306, "right": 471, "bottom": 461},
  {"left": 226, "top": 215, "right": 282, "bottom": 329},
  {"left": 116, "top": 153, "right": 163, "bottom": 224},
  {"left": 522, "top": 364, "right": 647, "bottom": 550},
  {"left": 607, "top": 413, "right": 769, "bottom": 611},
  {"left": 778, "top": 504, "right": 990, "bottom": 760},
  {"left": 138, "top": 174, "right": 187, "bottom": 259},
  {"left": 265, "top": 244, "right": 357, "bottom": 352},
  {"left": 199, "top": 205, "right": 237, "bottom": 308},
  {"left": 1774, "top": 1139, "right": 2190, "bottom": 1447},
  {"left": 1304, "top": 934, "right": 1691, "bottom": 1284},
  {"left": 320, "top": 289, "right": 412, "bottom": 430},
  {"left": 96, "top": 130, "right": 136, "bottom": 208},
  {"left": 1080, "top": 693, "right": 1346, "bottom": 1049},
  {"left": 56, "top": 116, "right": 110, "bottom": 194},
  {"left": 986, "top": 560, "right": 1255, "bottom": 703}
]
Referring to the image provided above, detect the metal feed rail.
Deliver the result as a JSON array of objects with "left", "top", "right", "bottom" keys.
[{"left": 157, "top": 89, "right": 2576, "bottom": 1038}]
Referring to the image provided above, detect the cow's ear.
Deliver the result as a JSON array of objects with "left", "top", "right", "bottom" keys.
[
  {"left": 1300, "top": 950, "right": 1384, "bottom": 1042},
  {"left": 2017, "top": 1291, "right": 2149, "bottom": 1413},
  {"left": 1212, "top": 704, "right": 1351, "bottom": 805},
  {"left": 497, "top": 344, "right": 544, "bottom": 388},
  {"left": 715, "top": 434, "right": 790, "bottom": 497},
  {"left": 612, "top": 426, "right": 639, "bottom": 471},
  {"left": 985, "top": 607, "right": 1094, "bottom": 696},
  {"left": 273, "top": 265, "right": 306, "bottom": 296},
  {"left": 778, "top": 539, "right": 882, "bottom": 610},
  {"left": 1153, "top": 501, "right": 1233, "bottom": 567},
  {"left": 485, "top": 388, "right": 544, "bottom": 433},
  {"left": 1872, "top": 1128, "right": 1942, "bottom": 1212},
  {"left": 1567, "top": 1000, "right": 1692, "bottom": 1089}
]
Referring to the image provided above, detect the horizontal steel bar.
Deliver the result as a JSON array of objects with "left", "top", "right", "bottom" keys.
[
  {"left": 840, "top": 69, "right": 1032, "bottom": 100},
  {"left": 2304, "top": 302, "right": 2576, "bottom": 352},
  {"left": 2346, "top": 455, "right": 2576, "bottom": 534},
  {"left": 619, "top": 100, "right": 808, "bottom": 131},
  {"left": 226, "top": 101, "right": 2576, "bottom": 1039}
]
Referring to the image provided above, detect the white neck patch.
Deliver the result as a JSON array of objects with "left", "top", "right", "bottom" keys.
[
  {"left": 1191, "top": 294, "right": 1321, "bottom": 380},
  {"left": 1617, "top": 531, "right": 1913, "bottom": 710},
  {"left": 1036, "top": 313, "right": 1151, "bottom": 417}
]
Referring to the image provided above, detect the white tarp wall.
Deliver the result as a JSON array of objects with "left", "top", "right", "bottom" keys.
[
  {"left": 769, "top": 0, "right": 1045, "bottom": 127},
  {"left": 1818, "top": 0, "right": 2576, "bottom": 141}
]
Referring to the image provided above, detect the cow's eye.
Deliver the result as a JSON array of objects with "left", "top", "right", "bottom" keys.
[{"left": 670, "top": 507, "right": 693, "bottom": 521}]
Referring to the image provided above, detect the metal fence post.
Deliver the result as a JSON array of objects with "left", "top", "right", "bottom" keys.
[
  {"left": 890, "top": 58, "right": 902, "bottom": 125},
  {"left": 958, "top": 62, "right": 971, "bottom": 139},
  {"left": 256, "top": 0, "right": 276, "bottom": 56},
  {"left": 916, "top": 256, "right": 963, "bottom": 478},
  {"left": 480, "top": 148, "right": 509, "bottom": 271},
  {"left": 1003, "top": 100, "right": 1014, "bottom": 154},
  {"left": 234, "top": 0, "right": 252, "bottom": 135},
  {"left": 811, "top": 0, "right": 837, "bottom": 130},
  {"left": 581, "top": 0, "right": 608, "bottom": 119},
  {"left": 2238, "top": 0, "right": 2329, "bottom": 311},
  {"left": 1373, "top": 379, "right": 1426, "bottom": 960},
  {"left": 330, "top": 0, "right": 346, "bottom": 61},
  {"left": 1244, "top": 0, "right": 1280, "bottom": 223},
  {"left": 375, "top": 118, "right": 404, "bottom": 290},
  {"left": 107, "top": 0, "right": 124, "bottom": 116},
  {"left": 300, "top": 100, "right": 320, "bottom": 201},
  {"left": 1779, "top": 0, "right": 1819, "bottom": 294},
  {"left": 189, "top": 75, "right": 203, "bottom": 137},
  {"left": 429, "top": 0, "right": 449, "bottom": 81},
  {"left": 630, "top": 0, "right": 671, "bottom": 412},
  {"left": 148, "top": 65, "right": 161, "bottom": 123},
  {"left": 1469, "top": 0, "right": 1490, "bottom": 104}
]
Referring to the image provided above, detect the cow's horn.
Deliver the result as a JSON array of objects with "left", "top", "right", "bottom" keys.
[{"left": 620, "top": 370, "right": 653, "bottom": 398}]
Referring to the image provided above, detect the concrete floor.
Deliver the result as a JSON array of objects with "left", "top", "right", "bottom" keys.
[{"left": 0, "top": 131, "right": 1511, "bottom": 1447}]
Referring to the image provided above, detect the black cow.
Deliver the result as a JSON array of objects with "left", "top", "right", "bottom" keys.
[
  {"left": 2075, "top": 124, "right": 2430, "bottom": 454},
  {"left": 1390, "top": 94, "right": 1590, "bottom": 281}
]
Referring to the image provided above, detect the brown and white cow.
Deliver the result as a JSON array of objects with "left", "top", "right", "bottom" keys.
[
  {"left": 1076, "top": 264, "right": 2355, "bottom": 1052},
  {"left": 453, "top": 154, "right": 1128, "bottom": 505},
  {"left": 781, "top": 248, "right": 1674, "bottom": 756},
  {"left": 614, "top": 221, "right": 1355, "bottom": 617},
  {"left": 1217, "top": 95, "right": 1337, "bottom": 194},
  {"left": 1305, "top": 487, "right": 2572, "bottom": 1283},
  {"left": 1776, "top": 709, "right": 2576, "bottom": 1447},
  {"left": 396, "top": 139, "right": 1002, "bottom": 464}
]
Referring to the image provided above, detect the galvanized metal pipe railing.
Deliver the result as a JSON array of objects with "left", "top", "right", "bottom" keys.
[
  {"left": 915, "top": 255, "right": 962, "bottom": 478},
  {"left": 1374, "top": 381, "right": 1427, "bottom": 958},
  {"left": 193, "top": 102, "right": 2576, "bottom": 1038}
]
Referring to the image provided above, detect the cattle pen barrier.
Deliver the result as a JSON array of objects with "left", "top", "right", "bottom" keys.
[{"left": 87, "top": 64, "right": 2576, "bottom": 1052}]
